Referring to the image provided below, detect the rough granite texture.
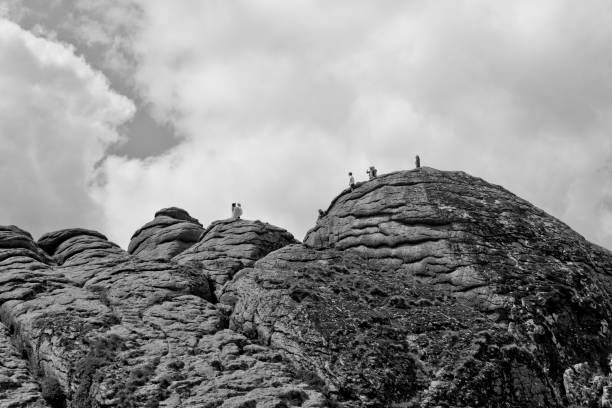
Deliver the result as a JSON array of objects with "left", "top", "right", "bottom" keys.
[
  {"left": 1, "top": 168, "right": 612, "bottom": 408},
  {"left": 174, "top": 218, "right": 297, "bottom": 299},
  {"left": 0, "top": 321, "right": 50, "bottom": 407},
  {"left": 0, "top": 225, "right": 324, "bottom": 407},
  {"left": 128, "top": 207, "right": 205, "bottom": 260}
]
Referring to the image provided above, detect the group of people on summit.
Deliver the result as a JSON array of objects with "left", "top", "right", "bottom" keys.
[
  {"left": 231, "top": 203, "right": 243, "bottom": 219},
  {"left": 233, "top": 155, "right": 421, "bottom": 221},
  {"left": 348, "top": 167, "right": 377, "bottom": 191},
  {"left": 348, "top": 155, "right": 421, "bottom": 191}
]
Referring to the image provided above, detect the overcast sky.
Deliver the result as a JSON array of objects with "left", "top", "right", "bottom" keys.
[{"left": 1, "top": 1, "right": 611, "bottom": 250}]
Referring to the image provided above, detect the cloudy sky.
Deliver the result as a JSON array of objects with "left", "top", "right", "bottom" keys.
[{"left": 1, "top": 1, "right": 611, "bottom": 250}]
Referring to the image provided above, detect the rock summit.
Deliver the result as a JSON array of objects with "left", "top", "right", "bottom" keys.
[{"left": 1, "top": 168, "right": 612, "bottom": 408}]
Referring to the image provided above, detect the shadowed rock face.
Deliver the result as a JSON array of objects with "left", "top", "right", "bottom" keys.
[
  {"left": 0, "top": 321, "right": 50, "bottom": 407},
  {"left": 1, "top": 169, "right": 612, "bottom": 408}
]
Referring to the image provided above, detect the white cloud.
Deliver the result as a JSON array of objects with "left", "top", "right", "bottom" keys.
[
  {"left": 0, "top": 0, "right": 142, "bottom": 78},
  {"left": 90, "top": 1, "right": 612, "bottom": 250},
  {"left": 0, "top": 18, "right": 134, "bottom": 238},
  {"left": 93, "top": 124, "right": 346, "bottom": 246}
]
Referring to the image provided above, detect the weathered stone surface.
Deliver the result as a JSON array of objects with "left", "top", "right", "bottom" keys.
[
  {"left": 221, "top": 168, "right": 612, "bottom": 407},
  {"left": 128, "top": 207, "right": 205, "bottom": 260},
  {"left": 0, "top": 226, "right": 325, "bottom": 407},
  {"left": 0, "top": 225, "right": 52, "bottom": 264},
  {"left": 38, "top": 228, "right": 108, "bottom": 257},
  {"left": 221, "top": 245, "right": 437, "bottom": 405},
  {"left": 2, "top": 168, "right": 612, "bottom": 407},
  {"left": 175, "top": 218, "right": 297, "bottom": 297},
  {"left": 305, "top": 168, "right": 612, "bottom": 313},
  {"left": 0, "top": 322, "right": 50, "bottom": 407}
]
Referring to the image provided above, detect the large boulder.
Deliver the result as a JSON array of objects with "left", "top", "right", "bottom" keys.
[
  {"left": 175, "top": 218, "right": 297, "bottom": 297},
  {"left": 128, "top": 207, "right": 205, "bottom": 260},
  {"left": 221, "top": 168, "right": 612, "bottom": 407}
]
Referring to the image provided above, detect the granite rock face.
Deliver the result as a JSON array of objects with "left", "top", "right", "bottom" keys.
[
  {"left": 0, "top": 223, "right": 324, "bottom": 407},
  {"left": 128, "top": 207, "right": 205, "bottom": 260},
  {"left": 222, "top": 168, "right": 612, "bottom": 407},
  {"left": 1, "top": 168, "right": 612, "bottom": 408},
  {"left": 0, "top": 321, "right": 50, "bottom": 407},
  {"left": 175, "top": 219, "right": 297, "bottom": 298}
]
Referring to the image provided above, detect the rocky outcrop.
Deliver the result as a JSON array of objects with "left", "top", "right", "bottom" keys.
[
  {"left": 305, "top": 167, "right": 612, "bottom": 314},
  {"left": 220, "top": 245, "right": 436, "bottom": 405},
  {"left": 0, "top": 221, "right": 324, "bottom": 407},
  {"left": 2, "top": 168, "right": 612, "bottom": 407},
  {"left": 175, "top": 218, "right": 297, "bottom": 297},
  {"left": 221, "top": 168, "right": 612, "bottom": 407},
  {"left": 128, "top": 207, "right": 205, "bottom": 260}
]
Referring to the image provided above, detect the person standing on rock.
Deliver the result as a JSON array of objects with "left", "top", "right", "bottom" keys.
[
  {"left": 348, "top": 172, "right": 355, "bottom": 190},
  {"left": 415, "top": 155, "right": 421, "bottom": 169},
  {"left": 231, "top": 203, "right": 237, "bottom": 219},
  {"left": 236, "top": 203, "right": 243, "bottom": 219},
  {"left": 367, "top": 166, "right": 377, "bottom": 180}
]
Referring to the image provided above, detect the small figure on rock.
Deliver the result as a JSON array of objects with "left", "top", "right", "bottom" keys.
[
  {"left": 231, "top": 203, "right": 243, "bottom": 220},
  {"left": 318, "top": 209, "right": 325, "bottom": 218},
  {"left": 236, "top": 203, "right": 243, "bottom": 219},
  {"left": 415, "top": 155, "right": 421, "bottom": 169},
  {"left": 348, "top": 172, "right": 355, "bottom": 190},
  {"left": 366, "top": 166, "right": 377, "bottom": 180}
]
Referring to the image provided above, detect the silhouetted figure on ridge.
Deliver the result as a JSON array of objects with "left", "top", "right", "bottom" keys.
[
  {"left": 366, "top": 166, "right": 377, "bottom": 180},
  {"left": 415, "top": 155, "right": 421, "bottom": 169}
]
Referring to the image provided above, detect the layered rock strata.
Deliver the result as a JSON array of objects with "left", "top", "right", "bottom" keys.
[
  {"left": 175, "top": 219, "right": 297, "bottom": 297},
  {"left": 222, "top": 168, "right": 612, "bottom": 407},
  {"left": 128, "top": 207, "right": 205, "bottom": 260},
  {"left": 0, "top": 321, "right": 50, "bottom": 407},
  {"left": 1, "top": 167, "right": 611, "bottom": 408},
  {"left": 0, "top": 223, "right": 324, "bottom": 407}
]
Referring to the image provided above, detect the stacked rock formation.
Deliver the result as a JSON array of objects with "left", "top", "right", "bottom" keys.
[
  {"left": 128, "top": 207, "right": 205, "bottom": 259},
  {"left": 0, "top": 218, "right": 323, "bottom": 407},
  {"left": 1, "top": 167, "right": 612, "bottom": 408},
  {"left": 175, "top": 218, "right": 298, "bottom": 298}
]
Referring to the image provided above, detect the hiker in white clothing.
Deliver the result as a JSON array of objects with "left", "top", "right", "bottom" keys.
[
  {"left": 235, "top": 203, "right": 243, "bottom": 219},
  {"left": 348, "top": 172, "right": 355, "bottom": 190}
]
